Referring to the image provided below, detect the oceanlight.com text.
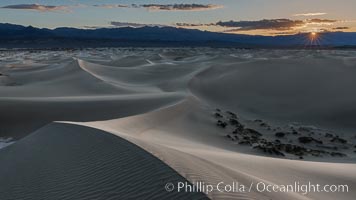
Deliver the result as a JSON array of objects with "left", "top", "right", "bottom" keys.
[{"left": 165, "top": 181, "right": 349, "bottom": 195}]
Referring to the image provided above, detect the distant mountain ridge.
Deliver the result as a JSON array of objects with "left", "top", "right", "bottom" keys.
[{"left": 1, "top": 23, "right": 356, "bottom": 48}]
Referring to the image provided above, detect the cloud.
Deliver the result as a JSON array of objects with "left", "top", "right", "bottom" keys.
[
  {"left": 110, "top": 22, "right": 167, "bottom": 28},
  {"left": 93, "top": 4, "right": 128, "bottom": 9},
  {"left": 137, "top": 4, "right": 222, "bottom": 11},
  {"left": 306, "top": 19, "right": 337, "bottom": 23},
  {"left": 333, "top": 26, "right": 350, "bottom": 30},
  {"left": 305, "top": 19, "right": 337, "bottom": 26},
  {"left": 176, "top": 19, "right": 305, "bottom": 31},
  {"left": 216, "top": 19, "right": 305, "bottom": 31},
  {"left": 175, "top": 23, "right": 213, "bottom": 27},
  {"left": 294, "top": 12, "right": 327, "bottom": 17},
  {"left": 1, "top": 4, "right": 72, "bottom": 12},
  {"left": 90, "top": 3, "right": 223, "bottom": 11},
  {"left": 177, "top": 18, "right": 339, "bottom": 32}
]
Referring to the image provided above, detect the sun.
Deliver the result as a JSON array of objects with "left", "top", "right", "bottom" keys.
[
  {"left": 310, "top": 32, "right": 318, "bottom": 39},
  {"left": 309, "top": 31, "right": 318, "bottom": 41},
  {"left": 306, "top": 31, "right": 321, "bottom": 46}
]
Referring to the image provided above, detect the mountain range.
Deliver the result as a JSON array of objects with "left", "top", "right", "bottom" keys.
[{"left": 1, "top": 23, "right": 356, "bottom": 48}]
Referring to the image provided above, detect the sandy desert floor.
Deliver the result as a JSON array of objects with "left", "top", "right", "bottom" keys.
[{"left": 0, "top": 48, "right": 356, "bottom": 200}]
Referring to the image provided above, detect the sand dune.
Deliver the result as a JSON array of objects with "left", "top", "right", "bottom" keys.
[
  {"left": 0, "top": 123, "right": 208, "bottom": 200},
  {"left": 1, "top": 48, "right": 356, "bottom": 200},
  {"left": 189, "top": 56, "right": 356, "bottom": 133},
  {"left": 67, "top": 97, "right": 356, "bottom": 200}
]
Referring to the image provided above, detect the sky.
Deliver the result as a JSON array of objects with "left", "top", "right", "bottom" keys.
[{"left": 1, "top": 0, "right": 356, "bottom": 35}]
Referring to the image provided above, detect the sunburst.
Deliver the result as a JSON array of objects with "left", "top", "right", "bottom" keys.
[{"left": 307, "top": 31, "right": 322, "bottom": 46}]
